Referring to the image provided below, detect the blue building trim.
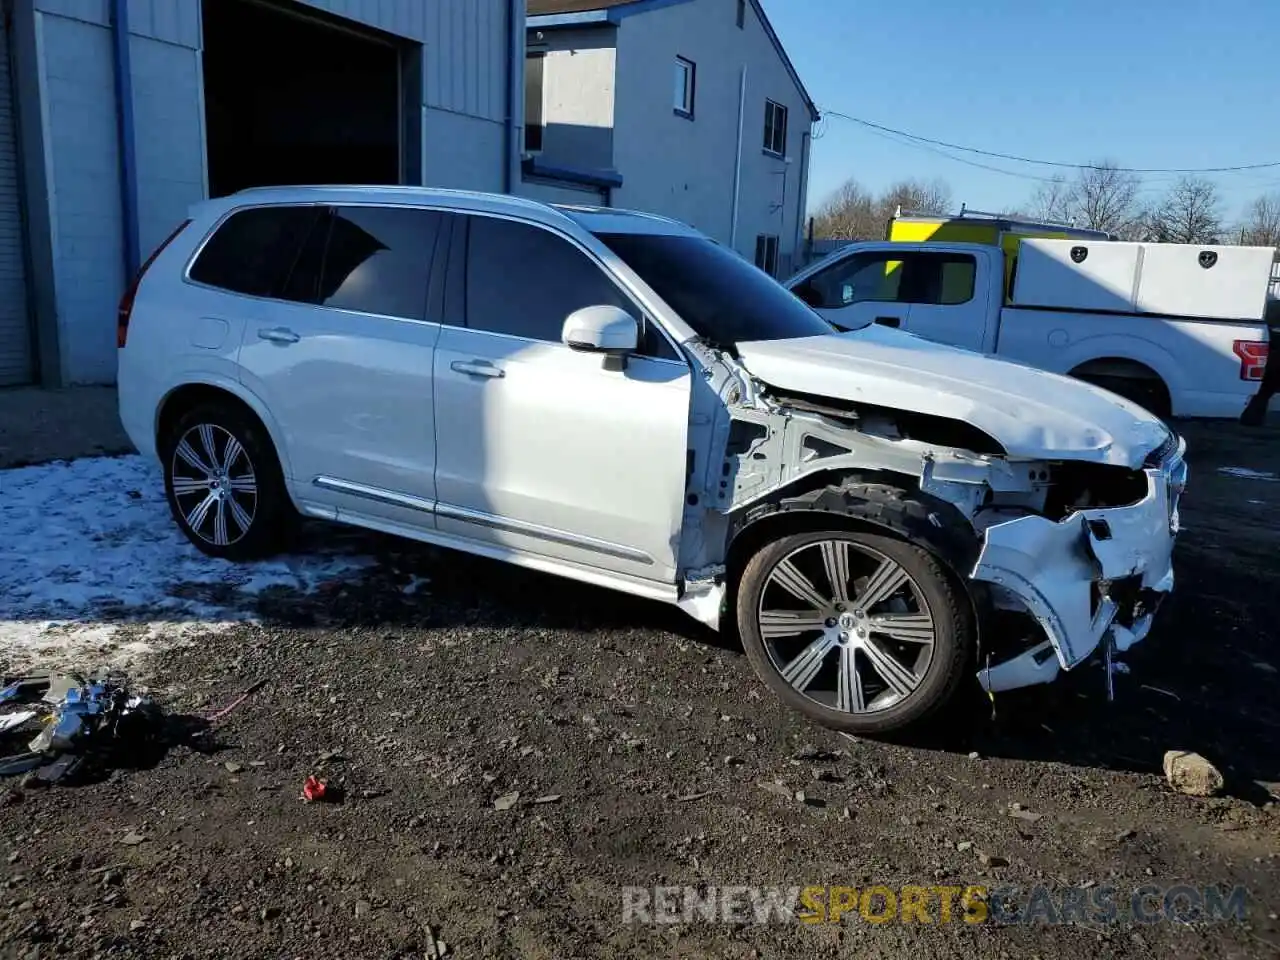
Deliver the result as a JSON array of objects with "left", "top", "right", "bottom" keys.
[
  {"left": 528, "top": 0, "right": 820, "bottom": 122},
  {"left": 523, "top": 157, "right": 624, "bottom": 190},
  {"left": 110, "top": 0, "right": 140, "bottom": 277}
]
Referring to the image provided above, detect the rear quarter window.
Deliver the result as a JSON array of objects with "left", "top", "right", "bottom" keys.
[{"left": 188, "top": 206, "right": 321, "bottom": 298}]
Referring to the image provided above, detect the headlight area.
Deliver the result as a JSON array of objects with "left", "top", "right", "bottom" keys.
[{"left": 965, "top": 453, "right": 1183, "bottom": 695}]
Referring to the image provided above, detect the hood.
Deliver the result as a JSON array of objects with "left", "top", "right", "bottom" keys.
[{"left": 734, "top": 325, "right": 1170, "bottom": 468}]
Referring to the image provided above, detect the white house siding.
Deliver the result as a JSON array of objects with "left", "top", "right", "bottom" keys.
[
  {"left": 612, "top": 0, "right": 812, "bottom": 274},
  {"left": 22, "top": 0, "right": 515, "bottom": 386}
]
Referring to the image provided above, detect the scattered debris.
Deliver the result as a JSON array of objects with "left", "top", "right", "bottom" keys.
[
  {"left": 757, "top": 780, "right": 791, "bottom": 799},
  {"left": 976, "top": 851, "right": 1008, "bottom": 868},
  {"left": 120, "top": 832, "right": 146, "bottom": 846},
  {"left": 493, "top": 792, "right": 520, "bottom": 811},
  {"left": 676, "top": 791, "right": 710, "bottom": 803},
  {"left": 1115, "top": 829, "right": 1136, "bottom": 842},
  {"left": 1163, "top": 750, "right": 1224, "bottom": 797},
  {"left": 201, "top": 679, "right": 267, "bottom": 724},
  {"left": 532, "top": 794, "right": 561, "bottom": 805},
  {"left": 956, "top": 840, "right": 974, "bottom": 852},
  {"left": 0, "top": 671, "right": 161, "bottom": 786},
  {"left": 300, "top": 776, "right": 341, "bottom": 803},
  {"left": 967, "top": 751, "right": 981, "bottom": 760},
  {"left": 1007, "top": 802, "right": 1043, "bottom": 822},
  {"left": 223, "top": 761, "right": 244, "bottom": 774},
  {"left": 791, "top": 746, "right": 840, "bottom": 762}
]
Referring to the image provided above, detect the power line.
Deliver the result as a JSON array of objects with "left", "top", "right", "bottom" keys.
[{"left": 821, "top": 110, "right": 1280, "bottom": 175}]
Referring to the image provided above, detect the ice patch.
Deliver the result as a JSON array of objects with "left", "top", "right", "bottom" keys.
[
  {"left": 1219, "top": 466, "right": 1279, "bottom": 482},
  {"left": 0, "top": 455, "right": 376, "bottom": 672}
]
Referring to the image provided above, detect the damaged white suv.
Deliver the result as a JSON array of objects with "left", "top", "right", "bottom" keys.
[{"left": 117, "top": 187, "right": 1187, "bottom": 735}]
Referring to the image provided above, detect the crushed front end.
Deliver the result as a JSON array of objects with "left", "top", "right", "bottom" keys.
[{"left": 960, "top": 433, "right": 1188, "bottom": 692}]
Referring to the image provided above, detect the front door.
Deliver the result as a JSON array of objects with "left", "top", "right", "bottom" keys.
[
  {"left": 792, "top": 249, "right": 911, "bottom": 332},
  {"left": 432, "top": 213, "right": 692, "bottom": 585}
]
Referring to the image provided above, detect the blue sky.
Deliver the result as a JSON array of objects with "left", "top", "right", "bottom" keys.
[{"left": 761, "top": 0, "right": 1280, "bottom": 224}]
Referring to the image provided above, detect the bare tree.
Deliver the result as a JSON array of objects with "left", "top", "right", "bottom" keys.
[
  {"left": 879, "top": 178, "right": 952, "bottom": 218},
  {"left": 1068, "top": 162, "right": 1143, "bottom": 236},
  {"left": 812, "top": 177, "right": 953, "bottom": 241},
  {"left": 811, "top": 178, "right": 877, "bottom": 241},
  {"left": 1016, "top": 162, "right": 1144, "bottom": 236},
  {"left": 1147, "top": 176, "right": 1224, "bottom": 244},
  {"left": 1240, "top": 192, "right": 1280, "bottom": 248},
  {"left": 1027, "top": 175, "right": 1072, "bottom": 224}
]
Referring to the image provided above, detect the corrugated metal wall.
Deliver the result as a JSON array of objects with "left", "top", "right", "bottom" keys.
[
  {"left": 24, "top": 0, "right": 514, "bottom": 384},
  {"left": 0, "top": 13, "right": 32, "bottom": 385}
]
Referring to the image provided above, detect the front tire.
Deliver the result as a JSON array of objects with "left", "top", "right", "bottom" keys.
[
  {"left": 161, "top": 402, "right": 295, "bottom": 560},
  {"left": 736, "top": 528, "right": 973, "bottom": 736}
]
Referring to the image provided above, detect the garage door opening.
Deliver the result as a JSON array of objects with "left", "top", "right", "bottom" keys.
[{"left": 202, "top": 0, "right": 407, "bottom": 197}]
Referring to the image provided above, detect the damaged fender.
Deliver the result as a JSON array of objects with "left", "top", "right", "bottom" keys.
[{"left": 971, "top": 440, "right": 1186, "bottom": 689}]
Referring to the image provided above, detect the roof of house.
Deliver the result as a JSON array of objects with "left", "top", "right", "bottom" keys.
[{"left": 527, "top": 0, "right": 819, "bottom": 122}]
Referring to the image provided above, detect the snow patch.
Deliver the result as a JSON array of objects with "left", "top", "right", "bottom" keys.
[{"left": 1, "top": 455, "right": 376, "bottom": 672}]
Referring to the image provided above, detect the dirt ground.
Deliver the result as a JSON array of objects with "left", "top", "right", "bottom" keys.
[{"left": 3, "top": 417, "right": 1280, "bottom": 959}]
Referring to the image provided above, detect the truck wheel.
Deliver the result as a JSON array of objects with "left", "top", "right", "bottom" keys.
[{"left": 736, "top": 528, "right": 973, "bottom": 735}]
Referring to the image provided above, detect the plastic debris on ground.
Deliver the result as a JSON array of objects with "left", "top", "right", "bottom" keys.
[{"left": 0, "top": 670, "right": 160, "bottom": 786}]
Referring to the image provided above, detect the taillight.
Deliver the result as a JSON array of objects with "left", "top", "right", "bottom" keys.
[
  {"left": 117, "top": 218, "right": 192, "bottom": 348},
  {"left": 1232, "top": 339, "right": 1269, "bottom": 382}
]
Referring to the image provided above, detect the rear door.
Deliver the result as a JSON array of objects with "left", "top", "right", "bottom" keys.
[
  {"left": 899, "top": 250, "right": 990, "bottom": 350},
  {"left": 232, "top": 204, "right": 447, "bottom": 526}
]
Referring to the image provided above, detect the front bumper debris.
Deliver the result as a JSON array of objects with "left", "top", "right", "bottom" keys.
[{"left": 971, "top": 437, "right": 1187, "bottom": 693}]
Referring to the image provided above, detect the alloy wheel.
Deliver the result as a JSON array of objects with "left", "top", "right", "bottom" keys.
[
  {"left": 757, "top": 538, "right": 937, "bottom": 714},
  {"left": 170, "top": 423, "right": 258, "bottom": 547}
]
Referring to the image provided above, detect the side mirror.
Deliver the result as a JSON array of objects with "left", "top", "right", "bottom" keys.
[{"left": 562, "top": 305, "right": 639, "bottom": 357}]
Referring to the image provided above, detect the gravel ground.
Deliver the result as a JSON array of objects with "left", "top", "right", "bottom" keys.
[{"left": 2, "top": 418, "right": 1279, "bottom": 959}]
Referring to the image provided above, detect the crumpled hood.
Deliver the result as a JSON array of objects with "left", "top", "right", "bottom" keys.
[{"left": 734, "top": 325, "right": 1170, "bottom": 468}]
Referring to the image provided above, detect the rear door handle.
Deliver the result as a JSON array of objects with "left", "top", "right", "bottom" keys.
[
  {"left": 450, "top": 359, "right": 505, "bottom": 379},
  {"left": 874, "top": 316, "right": 901, "bottom": 328},
  {"left": 258, "top": 327, "right": 300, "bottom": 344}
]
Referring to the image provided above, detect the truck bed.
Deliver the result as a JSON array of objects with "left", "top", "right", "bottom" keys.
[{"left": 995, "top": 307, "right": 1268, "bottom": 419}]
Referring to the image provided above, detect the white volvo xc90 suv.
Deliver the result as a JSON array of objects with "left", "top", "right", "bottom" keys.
[{"left": 117, "top": 186, "right": 1187, "bottom": 735}]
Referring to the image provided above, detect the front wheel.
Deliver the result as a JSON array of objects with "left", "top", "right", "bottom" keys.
[{"left": 736, "top": 529, "right": 973, "bottom": 735}]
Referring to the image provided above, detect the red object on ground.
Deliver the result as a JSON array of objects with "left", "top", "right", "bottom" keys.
[{"left": 301, "top": 776, "right": 327, "bottom": 802}]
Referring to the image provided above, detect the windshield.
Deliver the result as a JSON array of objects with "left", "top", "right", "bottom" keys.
[{"left": 594, "top": 232, "right": 834, "bottom": 347}]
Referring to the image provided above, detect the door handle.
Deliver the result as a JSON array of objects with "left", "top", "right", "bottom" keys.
[
  {"left": 874, "top": 316, "right": 901, "bottom": 328},
  {"left": 258, "top": 327, "right": 300, "bottom": 344},
  {"left": 450, "top": 359, "right": 505, "bottom": 379}
]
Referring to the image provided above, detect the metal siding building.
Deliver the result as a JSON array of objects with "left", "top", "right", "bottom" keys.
[{"left": 1, "top": 0, "right": 522, "bottom": 387}]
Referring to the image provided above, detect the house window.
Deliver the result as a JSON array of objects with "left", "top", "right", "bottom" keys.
[
  {"left": 763, "top": 99, "right": 787, "bottom": 156},
  {"left": 674, "top": 56, "right": 695, "bottom": 118},
  {"left": 754, "top": 235, "right": 779, "bottom": 277},
  {"left": 736, "top": 0, "right": 745, "bottom": 28},
  {"left": 525, "top": 52, "right": 545, "bottom": 152}
]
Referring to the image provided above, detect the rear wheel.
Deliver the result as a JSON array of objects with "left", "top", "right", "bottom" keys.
[
  {"left": 736, "top": 528, "right": 972, "bottom": 735},
  {"left": 1073, "top": 369, "right": 1171, "bottom": 419},
  {"left": 161, "top": 402, "right": 295, "bottom": 560}
]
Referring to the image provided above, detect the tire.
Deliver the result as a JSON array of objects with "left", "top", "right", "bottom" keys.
[
  {"left": 1075, "top": 372, "right": 1171, "bottom": 420},
  {"left": 736, "top": 527, "right": 973, "bottom": 736},
  {"left": 161, "top": 402, "right": 295, "bottom": 560}
]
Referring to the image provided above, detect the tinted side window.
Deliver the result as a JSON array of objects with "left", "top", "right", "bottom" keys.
[
  {"left": 316, "top": 206, "right": 443, "bottom": 321},
  {"left": 464, "top": 216, "right": 629, "bottom": 343},
  {"left": 189, "top": 206, "right": 320, "bottom": 297},
  {"left": 804, "top": 252, "right": 902, "bottom": 309}
]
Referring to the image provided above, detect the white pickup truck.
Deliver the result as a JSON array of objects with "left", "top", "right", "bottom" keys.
[{"left": 786, "top": 237, "right": 1275, "bottom": 419}]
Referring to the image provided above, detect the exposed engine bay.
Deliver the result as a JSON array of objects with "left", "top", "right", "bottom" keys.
[{"left": 675, "top": 342, "right": 1187, "bottom": 696}]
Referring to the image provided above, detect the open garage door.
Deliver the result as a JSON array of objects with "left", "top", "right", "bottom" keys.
[
  {"left": 0, "top": 12, "right": 32, "bottom": 385},
  {"left": 202, "top": 0, "right": 403, "bottom": 198}
]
